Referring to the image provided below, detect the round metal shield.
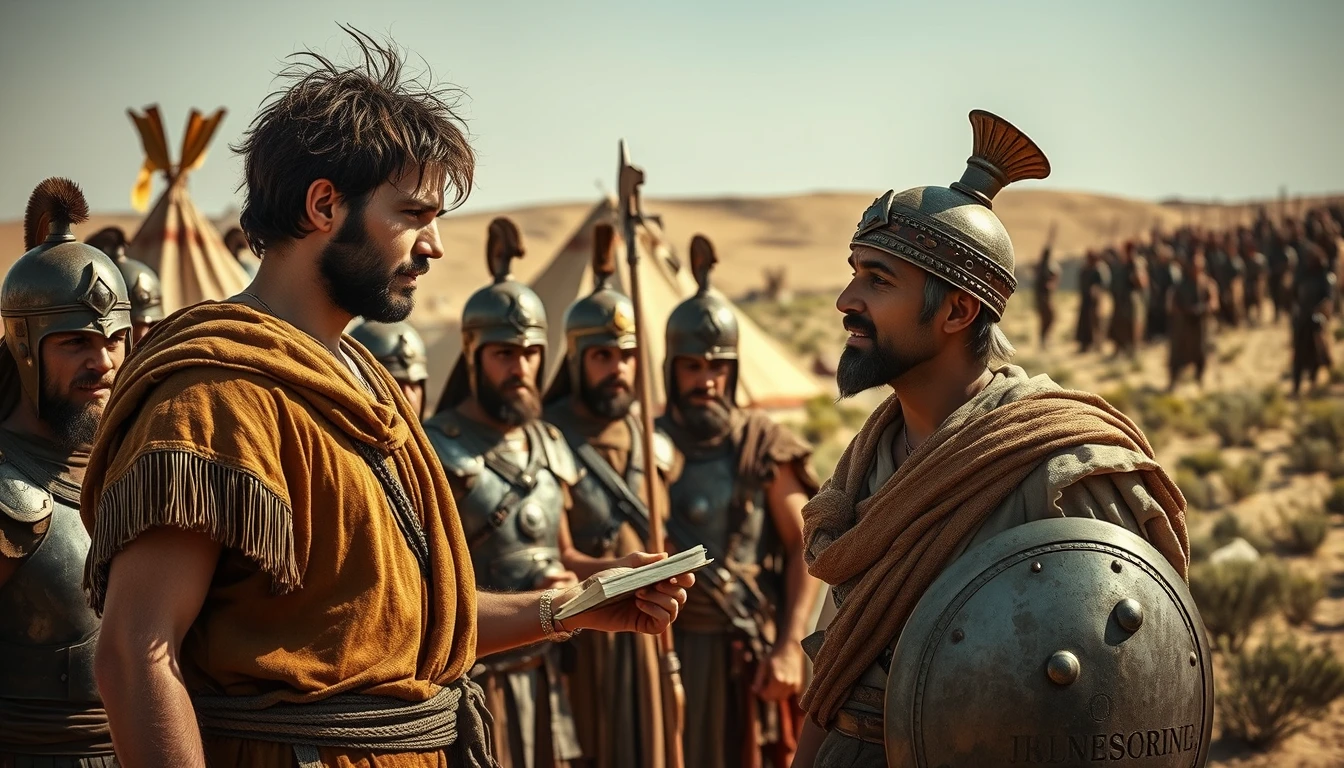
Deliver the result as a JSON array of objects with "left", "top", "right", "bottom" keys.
[{"left": 885, "top": 517, "right": 1212, "bottom": 768}]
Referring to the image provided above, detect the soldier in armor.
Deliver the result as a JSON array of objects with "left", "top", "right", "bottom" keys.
[
  {"left": 1289, "top": 240, "right": 1337, "bottom": 396},
  {"left": 793, "top": 111, "right": 1197, "bottom": 768},
  {"left": 1145, "top": 240, "right": 1177, "bottom": 341},
  {"left": 349, "top": 319, "right": 429, "bottom": 419},
  {"left": 1075, "top": 249, "right": 1109, "bottom": 353},
  {"left": 1107, "top": 241, "right": 1148, "bottom": 357},
  {"left": 1167, "top": 247, "right": 1219, "bottom": 391},
  {"left": 541, "top": 223, "right": 675, "bottom": 768},
  {"left": 425, "top": 218, "right": 644, "bottom": 768},
  {"left": 1031, "top": 225, "right": 1059, "bottom": 349},
  {"left": 85, "top": 226, "right": 165, "bottom": 345},
  {"left": 656, "top": 235, "right": 821, "bottom": 768},
  {"left": 0, "top": 178, "right": 131, "bottom": 767}
]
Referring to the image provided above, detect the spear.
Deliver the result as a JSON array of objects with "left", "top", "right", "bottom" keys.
[{"left": 617, "top": 139, "right": 686, "bottom": 768}]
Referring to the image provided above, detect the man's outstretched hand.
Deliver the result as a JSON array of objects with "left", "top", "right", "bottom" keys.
[{"left": 553, "top": 552, "right": 694, "bottom": 635}]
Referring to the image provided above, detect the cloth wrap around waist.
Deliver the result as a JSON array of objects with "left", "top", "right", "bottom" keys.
[{"left": 192, "top": 677, "right": 493, "bottom": 768}]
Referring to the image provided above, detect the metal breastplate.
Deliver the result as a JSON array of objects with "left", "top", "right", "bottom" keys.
[
  {"left": 426, "top": 418, "right": 570, "bottom": 592},
  {"left": 669, "top": 444, "right": 768, "bottom": 566},
  {"left": 0, "top": 494, "right": 101, "bottom": 702},
  {"left": 564, "top": 418, "right": 647, "bottom": 557}
]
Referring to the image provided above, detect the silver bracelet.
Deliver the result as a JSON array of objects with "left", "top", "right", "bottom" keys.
[{"left": 540, "top": 588, "right": 578, "bottom": 642}]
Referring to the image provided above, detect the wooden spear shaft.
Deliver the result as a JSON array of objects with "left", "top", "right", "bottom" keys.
[{"left": 619, "top": 140, "right": 686, "bottom": 768}]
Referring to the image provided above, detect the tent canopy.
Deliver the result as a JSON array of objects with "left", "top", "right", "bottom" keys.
[
  {"left": 527, "top": 198, "right": 823, "bottom": 411},
  {"left": 125, "top": 105, "right": 249, "bottom": 315}
]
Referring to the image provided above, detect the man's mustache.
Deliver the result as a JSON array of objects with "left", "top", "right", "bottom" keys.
[
  {"left": 72, "top": 372, "right": 114, "bottom": 390},
  {"left": 595, "top": 374, "right": 630, "bottom": 393},
  {"left": 843, "top": 312, "right": 876, "bottom": 337},
  {"left": 397, "top": 256, "right": 430, "bottom": 278}
]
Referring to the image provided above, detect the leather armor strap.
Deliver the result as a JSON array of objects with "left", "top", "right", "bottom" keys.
[
  {"left": 465, "top": 423, "right": 547, "bottom": 550},
  {"left": 569, "top": 435, "right": 765, "bottom": 640},
  {"left": 831, "top": 708, "right": 885, "bottom": 745}
]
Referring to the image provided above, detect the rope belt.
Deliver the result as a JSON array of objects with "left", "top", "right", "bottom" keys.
[{"left": 192, "top": 677, "right": 494, "bottom": 768}]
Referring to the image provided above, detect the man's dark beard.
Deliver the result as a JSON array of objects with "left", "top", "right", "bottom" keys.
[
  {"left": 580, "top": 372, "right": 634, "bottom": 420},
  {"left": 675, "top": 393, "right": 733, "bottom": 441},
  {"left": 836, "top": 312, "right": 934, "bottom": 397},
  {"left": 319, "top": 204, "right": 428, "bottom": 323},
  {"left": 40, "top": 373, "right": 107, "bottom": 452},
  {"left": 478, "top": 373, "right": 542, "bottom": 427}
]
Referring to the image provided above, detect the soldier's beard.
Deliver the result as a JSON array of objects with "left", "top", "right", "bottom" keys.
[
  {"left": 40, "top": 373, "right": 109, "bottom": 452},
  {"left": 319, "top": 206, "right": 428, "bottom": 323},
  {"left": 674, "top": 391, "right": 733, "bottom": 441},
  {"left": 836, "top": 314, "right": 935, "bottom": 397},
  {"left": 580, "top": 373, "right": 634, "bottom": 420},
  {"left": 479, "top": 374, "right": 542, "bottom": 427}
]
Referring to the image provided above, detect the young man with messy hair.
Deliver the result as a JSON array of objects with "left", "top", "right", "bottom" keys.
[{"left": 84, "top": 29, "right": 690, "bottom": 768}]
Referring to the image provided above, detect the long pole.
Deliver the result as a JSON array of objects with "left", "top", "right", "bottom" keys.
[{"left": 618, "top": 139, "right": 685, "bottom": 768}]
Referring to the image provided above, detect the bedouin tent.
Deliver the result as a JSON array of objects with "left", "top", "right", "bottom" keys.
[
  {"left": 126, "top": 105, "right": 249, "bottom": 314},
  {"left": 526, "top": 197, "right": 824, "bottom": 411}
]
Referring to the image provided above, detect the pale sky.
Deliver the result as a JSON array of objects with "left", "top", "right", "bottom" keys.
[{"left": 1, "top": 0, "right": 1340, "bottom": 218}]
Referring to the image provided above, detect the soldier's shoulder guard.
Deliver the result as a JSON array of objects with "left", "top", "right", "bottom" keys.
[
  {"left": 537, "top": 421, "right": 580, "bottom": 486},
  {"left": 652, "top": 429, "right": 676, "bottom": 474},
  {"left": 422, "top": 413, "right": 484, "bottom": 482},
  {"left": 0, "top": 454, "right": 54, "bottom": 524}
]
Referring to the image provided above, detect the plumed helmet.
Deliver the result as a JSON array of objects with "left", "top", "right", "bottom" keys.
[
  {"left": 664, "top": 235, "right": 739, "bottom": 404},
  {"left": 436, "top": 217, "right": 547, "bottom": 410},
  {"left": 3, "top": 178, "right": 133, "bottom": 411},
  {"left": 349, "top": 320, "right": 428, "bottom": 385},
  {"left": 853, "top": 110, "right": 1050, "bottom": 321},
  {"left": 884, "top": 517, "right": 1212, "bottom": 768},
  {"left": 546, "top": 223, "right": 637, "bottom": 403}
]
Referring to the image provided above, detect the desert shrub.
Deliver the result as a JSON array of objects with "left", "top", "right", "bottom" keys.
[
  {"left": 1297, "top": 399, "right": 1344, "bottom": 450},
  {"left": 1327, "top": 478, "right": 1344, "bottom": 515},
  {"left": 1221, "top": 456, "right": 1265, "bottom": 502},
  {"left": 1177, "top": 469, "right": 1216, "bottom": 511},
  {"left": 1198, "top": 389, "right": 1287, "bottom": 448},
  {"left": 1219, "top": 634, "right": 1344, "bottom": 748},
  {"left": 1281, "top": 570, "right": 1325, "bottom": 626},
  {"left": 1180, "top": 449, "right": 1226, "bottom": 477},
  {"left": 1286, "top": 437, "right": 1344, "bottom": 476},
  {"left": 801, "top": 396, "right": 843, "bottom": 444},
  {"left": 1188, "top": 558, "right": 1285, "bottom": 652},
  {"left": 1188, "top": 535, "right": 1220, "bottom": 564},
  {"left": 1099, "top": 385, "right": 1134, "bottom": 416},
  {"left": 1047, "top": 367, "right": 1073, "bottom": 388},
  {"left": 1273, "top": 504, "right": 1330, "bottom": 556},
  {"left": 1141, "top": 391, "right": 1204, "bottom": 437},
  {"left": 1211, "top": 512, "right": 1243, "bottom": 545}
]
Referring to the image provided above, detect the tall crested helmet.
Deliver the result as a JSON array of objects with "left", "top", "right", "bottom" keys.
[
  {"left": 853, "top": 110, "right": 1051, "bottom": 320},
  {"left": 664, "top": 235, "right": 739, "bottom": 405},
  {"left": 436, "top": 217, "right": 548, "bottom": 411},
  {"left": 3, "top": 178, "right": 133, "bottom": 410},
  {"left": 349, "top": 319, "right": 429, "bottom": 385},
  {"left": 884, "top": 518, "right": 1213, "bottom": 768},
  {"left": 546, "top": 223, "right": 637, "bottom": 403}
]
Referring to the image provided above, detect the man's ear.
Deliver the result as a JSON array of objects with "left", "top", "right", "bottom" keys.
[
  {"left": 305, "top": 179, "right": 339, "bottom": 235},
  {"left": 941, "top": 290, "right": 982, "bottom": 335}
]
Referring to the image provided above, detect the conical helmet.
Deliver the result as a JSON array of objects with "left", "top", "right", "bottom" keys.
[
  {"left": 2, "top": 178, "right": 132, "bottom": 409},
  {"left": 546, "top": 223, "right": 637, "bottom": 403},
  {"left": 435, "top": 217, "right": 548, "bottom": 410},
  {"left": 349, "top": 320, "right": 428, "bottom": 385},
  {"left": 852, "top": 110, "right": 1051, "bottom": 320},
  {"left": 85, "top": 225, "right": 164, "bottom": 325},
  {"left": 664, "top": 235, "right": 739, "bottom": 404}
]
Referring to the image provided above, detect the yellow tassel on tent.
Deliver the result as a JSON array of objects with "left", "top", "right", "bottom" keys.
[{"left": 131, "top": 159, "right": 156, "bottom": 213}]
